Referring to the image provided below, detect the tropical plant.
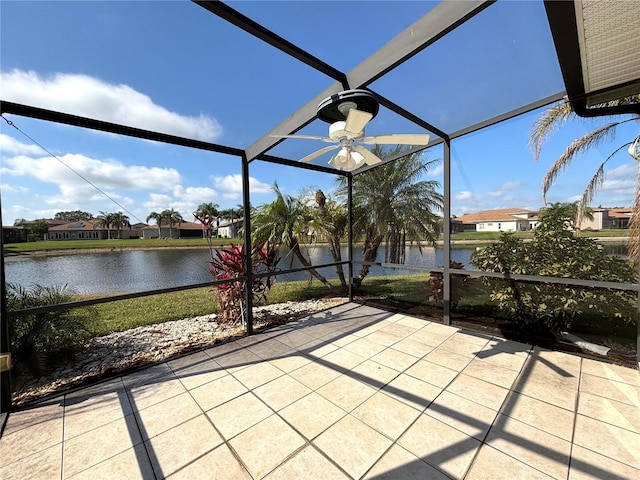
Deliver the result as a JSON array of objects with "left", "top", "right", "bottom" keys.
[
  {"left": 336, "top": 145, "right": 443, "bottom": 288},
  {"left": 194, "top": 202, "right": 220, "bottom": 238},
  {"left": 95, "top": 211, "right": 114, "bottom": 239},
  {"left": 471, "top": 203, "right": 637, "bottom": 334},
  {"left": 6, "top": 283, "right": 96, "bottom": 380},
  {"left": 27, "top": 219, "right": 49, "bottom": 241},
  {"left": 427, "top": 260, "right": 475, "bottom": 309},
  {"left": 146, "top": 211, "right": 163, "bottom": 238},
  {"left": 208, "top": 243, "right": 280, "bottom": 324},
  {"left": 162, "top": 208, "right": 183, "bottom": 238},
  {"left": 219, "top": 205, "right": 244, "bottom": 237},
  {"left": 310, "top": 189, "right": 349, "bottom": 291},
  {"left": 530, "top": 95, "right": 640, "bottom": 262},
  {"left": 109, "top": 212, "right": 130, "bottom": 239},
  {"left": 252, "top": 182, "right": 332, "bottom": 289}
]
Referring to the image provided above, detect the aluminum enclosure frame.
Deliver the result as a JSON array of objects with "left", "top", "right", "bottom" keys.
[{"left": 2, "top": 0, "right": 640, "bottom": 421}]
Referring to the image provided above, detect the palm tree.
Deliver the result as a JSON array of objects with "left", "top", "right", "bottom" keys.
[
  {"left": 252, "top": 182, "right": 332, "bottom": 289},
  {"left": 337, "top": 145, "right": 443, "bottom": 287},
  {"left": 146, "top": 211, "right": 163, "bottom": 238},
  {"left": 95, "top": 211, "right": 113, "bottom": 239},
  {"left": 310, "top": 189, "right": 349, "bottom": 291},
  {"left": 194, "top": 202, "right": 220, "bottom": 238},
  {"left": 162, "top": 208, "right": 183, "bottom": 239},
  {"left": 530, "top": 95, "right": 640, "bottom": 263},
  {"left": 110, "top": 212, "right": 130, "bottom": 239},
  {"left": 219, "top": 204, "right": 245, "bottom": 238}
]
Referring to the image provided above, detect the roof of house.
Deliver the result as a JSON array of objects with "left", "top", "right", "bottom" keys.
[
  {"left": 21, "top": 219, "right": 67, "bottom": 227},
  {"left": 143, "top": 221, "right": 203, "bottom": 230},
  {"left": 455, "top": 208, "right": 537, "bottom": 224},
  {"left": 218, "top": 218, "right": 243, "bottom": 228},
  {"left": 608, "top": 208, "right": 633, "bottom": 219},
  {"left": 48, "top": 220, "right": 100, "bottom": 231},
  {"left": 48, "top": 220, "right": 148, "bottom": 231}
]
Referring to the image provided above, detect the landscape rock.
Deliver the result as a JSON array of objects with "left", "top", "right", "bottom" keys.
[{"left": 12, "top": 299, "right": 338, "bottom": 406}]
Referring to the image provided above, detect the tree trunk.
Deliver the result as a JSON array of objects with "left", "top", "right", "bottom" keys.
[
  {"left": 329, "top": 237, "right": 347, "bottom": 291},
  {"left": 290, "top": 236, "right": 333, "bottom": 289},
  {"left": 316, "top": 195, "right": 347, "bottom": 291},
  {"left": 354, "top": 224, "right": 383, "bottom": 289}
]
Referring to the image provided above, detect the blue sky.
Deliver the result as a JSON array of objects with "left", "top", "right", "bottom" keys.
[{"left": 1, "top": 1, "right": 638, "bottom": 226}]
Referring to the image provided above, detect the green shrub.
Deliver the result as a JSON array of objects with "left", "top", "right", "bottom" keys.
[
  {"left": 471, "top": 203, "right": 637, "bottom": 334},
  {"left": 6, "top": 283, "right": 97, "bottom": 379}
]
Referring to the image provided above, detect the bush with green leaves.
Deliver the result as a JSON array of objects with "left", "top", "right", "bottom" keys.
[
  {"left": 6, "top": 283, "right": 97, "bottom": 379},
  {"left": 209, "top": 243, "right": 280, "bottom": 324},
  {"left": 471, "top": 203, "right": 637, "bottom": 334}
]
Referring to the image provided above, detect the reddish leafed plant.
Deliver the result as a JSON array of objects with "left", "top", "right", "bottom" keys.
[
  {"left": 427, "top": 260, "right": 475, "bottom": 309},
  {"left": 209, "top": 243, "right": 280, "bottom": 324}
]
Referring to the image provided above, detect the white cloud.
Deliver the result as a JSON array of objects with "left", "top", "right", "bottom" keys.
[
  {"left": 1, "top": 70, "right": 222, "bottom": 141},
  {"left": 172, "top": 185, "right": 218, "bottom": 204},
  {"left": 2, "top": 153, "right": 182, "bottom": 192},
  {"left": 427, "top": 164, "right": 443, "bottom": 177},
  {"left": 0, "top": 183, "right": 28, "bottom": 193},
  {"left": 500, "top": 180, "right": 524, "bottom": 190},
  {"left": 0, "top": 133, "right": 44, "bottom": 156},
  {"left": 213, "top": 174, "right": 272, "bottom": 199},
  {"left": 455, "top": 191, "right": 474, "bottom": 201},
  {"left": 600, "top": 163, "right": 638, "bottom": 195}
]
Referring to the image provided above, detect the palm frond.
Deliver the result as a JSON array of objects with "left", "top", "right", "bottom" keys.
[
  {"left": 541, "top": 122, "right": 621, "bottom": 201},
  {"left": 576, "top": 165, "right": 605, "bottom": 223},
  {"left": 529, "top": 100, "right": 573, "bottom": 161},
  {"left": 575, "top": 142, "right": 632, "bottom": 221}
]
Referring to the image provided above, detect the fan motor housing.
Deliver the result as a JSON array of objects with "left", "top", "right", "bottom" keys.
[
  {"left": 317, "top": 89, "right": 379, "bottom": 124},
  {"left": 328, "top": 121, "right": 363, "bottom": 142}
]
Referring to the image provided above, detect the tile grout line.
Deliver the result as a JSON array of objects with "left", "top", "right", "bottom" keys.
[
  {"left": 462, "top": 341, "right": 534, "bottom": 479},
  {"left": 357, "top": 323, "right": 469, "bottom": 480},
  {"left": 170, "top": 362, "right": 255, "bottom": 480}
]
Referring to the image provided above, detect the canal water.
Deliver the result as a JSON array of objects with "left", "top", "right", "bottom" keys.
[
  {"left": 4, "top": 243, "right": 628, "bottom": 295},
  {"left": 3, "top": 245, "right": 477, "bottom": 294}
]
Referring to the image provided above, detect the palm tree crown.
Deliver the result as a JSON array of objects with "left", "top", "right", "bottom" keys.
[
  {"left": 337, "top": 145, "right": 443, "bottom": 283},
  {"left": 95, "top": 211, "right": 114, "bottom": 239},
  {"left": 109, "top": 212, "right": 130, "bottom": 239},
  {"left": 252, "top": 182, "right": 332, "bottom": 288}
]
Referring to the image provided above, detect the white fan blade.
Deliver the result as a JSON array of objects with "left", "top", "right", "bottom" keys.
[
  {"left": 359, "top": 133, "right": 431, "bottom": 145},
  {"left": 345, "top": 109, "right": 373, "bottom": 135},
  {"left": 300, "top": 145, "right": 338, "bottom": 163},
  {"left": 271, "top": 134, "right": 335, "bottom": 143},
  {"left": 353, "top": 145, "right": 382, "bottom": 165}
]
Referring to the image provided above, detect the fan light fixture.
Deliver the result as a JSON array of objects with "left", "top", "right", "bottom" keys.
[
  {"left": 328, "top": 147, "right": 365, "bottom": 171},
  {"left": 629, "top": 135, "right": 640, "bottom": 161},
  {"left": 271, "top": 90, "right": 430, "bottom": 171}
]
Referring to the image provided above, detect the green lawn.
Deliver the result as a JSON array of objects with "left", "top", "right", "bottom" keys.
[
  {"left": 4, "top": 237, "right": 233, "bottom": 253},
  {"left": 6, "top": 229, "right": 629, "bottom": 254}
]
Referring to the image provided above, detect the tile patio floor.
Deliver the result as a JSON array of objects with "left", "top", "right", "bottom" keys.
[{"left": 1, "top": 303, "right": 639, "bottom": 479}]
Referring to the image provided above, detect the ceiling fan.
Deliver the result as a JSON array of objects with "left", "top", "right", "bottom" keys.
[{"left": 272, "top": 90, "right": 431, "bottom": 171}]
